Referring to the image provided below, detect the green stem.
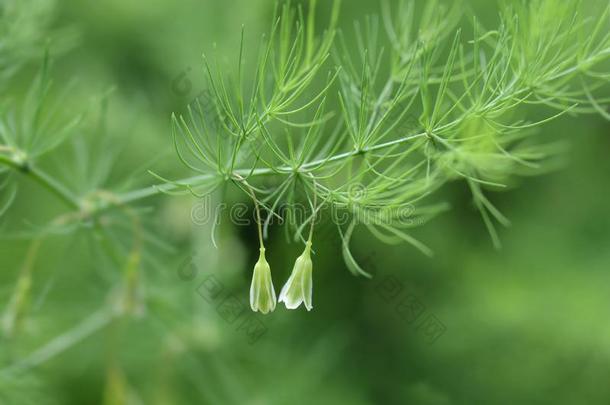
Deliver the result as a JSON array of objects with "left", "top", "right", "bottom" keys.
[
  {"left": 307, "top": 174, "right": 318, "bottom": 243},
  {"left": 0, "top": 130, "right": 427, "bottom": 216},
  {"left": 27, "top": 165, "right": 81, "bottom": 209},
  {"left": 114, "top": 131, "right": 428, "bottom": 207},
  {"left": 0, "top": 154, "right": 81, "bottom": 210},
  {"left": 233, "top": 173, "right": 265, "bottom": 249}
]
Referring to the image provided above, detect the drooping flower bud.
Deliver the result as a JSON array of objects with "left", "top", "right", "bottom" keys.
[
  {"left": 279, "top": 241, "right": 313, "bottom": 311},
  {"left": 249, "top": 248, "right": 276, "bottom": 314}
]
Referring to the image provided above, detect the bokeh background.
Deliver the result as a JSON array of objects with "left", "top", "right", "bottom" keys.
[{"left": 1, "top": 0, "right": 609, "bottom": 404}]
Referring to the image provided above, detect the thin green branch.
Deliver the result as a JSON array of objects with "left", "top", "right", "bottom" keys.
[
  {"left": 110, "top": 131, "right": 428, "bottom": 208},
  {"left": 0, "top": 153, "right": 81, "bottom": 210}
]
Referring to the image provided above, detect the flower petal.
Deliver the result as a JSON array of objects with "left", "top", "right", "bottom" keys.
[
  {"left": 279, "top": 243, "right": 313, "bottom": 310},
  {"left": 249, "top": 249, "right": 276, "bottom": 314}
]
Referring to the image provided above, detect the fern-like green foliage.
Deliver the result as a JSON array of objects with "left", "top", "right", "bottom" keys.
[
  {"left": 166, "top": 0, "right": 610, "bottom": 265},
  {"left": 0, "top": 0, "right": 610, "bottom": 264},
  {"left": 0, "top": 0, "right": 609, "bottom": 299},
  {"left": 0, "top": 0, "right": 609, "bottom": 401}
]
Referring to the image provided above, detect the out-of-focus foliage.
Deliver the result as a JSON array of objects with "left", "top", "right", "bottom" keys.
[{"left": 0, "top": 0, "right": 609, "bottom": 404}]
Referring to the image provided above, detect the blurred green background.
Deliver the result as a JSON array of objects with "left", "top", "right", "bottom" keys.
[{"left": 1, "top": 0, "right": 609, "bottom": 404}]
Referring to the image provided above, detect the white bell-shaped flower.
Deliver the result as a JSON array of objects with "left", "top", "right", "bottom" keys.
[
  {"left": 279, "top": 241, "right": 313, "bottom": 311},
  {"left": 249, "top": 248, "right": 276, "bottom": 314}
]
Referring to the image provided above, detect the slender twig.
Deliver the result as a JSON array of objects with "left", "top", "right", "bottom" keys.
[
  {"left": 111, "top": 131, "right": 427, "bottom": 207},
  {"left": 25, "top": 164, "right": 81, "bottom": 209},
  {"left": 0, "top": 153, "right": 81, "bottom": 209},
  {"left": 233, "top": 173, "right": 265, "bottom": 248}
]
